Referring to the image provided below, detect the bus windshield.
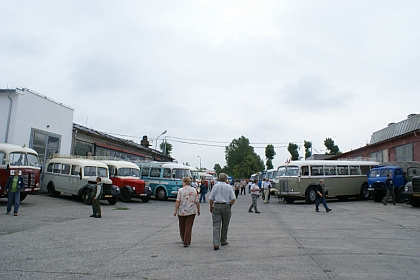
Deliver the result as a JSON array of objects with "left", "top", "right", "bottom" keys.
[
  {"left": 9, "top": 152, "right": 26, "bottom": 166},
  {"left": 27, "top": 153, "right": 40, "bottom": 167},
  {"left": 191, "top": 171, "right": 200, "bottom": 180},
  {"left": 285, "top": 166, "right": 299, "bottom": 176},
  {"left": 117, "top": 168, "right": 140, "bottom": 177}
]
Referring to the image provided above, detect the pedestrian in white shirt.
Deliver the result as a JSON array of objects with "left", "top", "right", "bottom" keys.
[{"left": 262, "top": 178, "right": 272, "bottom": 204}]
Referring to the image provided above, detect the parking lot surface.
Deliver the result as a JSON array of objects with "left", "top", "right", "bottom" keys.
[{"left": 1, "top": 193, "right": 419, "bottom": 280}]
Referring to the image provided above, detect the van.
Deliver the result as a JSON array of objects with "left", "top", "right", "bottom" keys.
[{"left": 43, "top": 157, "right": 120, "bottom": 205}]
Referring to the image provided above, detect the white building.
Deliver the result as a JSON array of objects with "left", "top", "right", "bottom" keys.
[{"left": 0, "top": 88, "right": 74, "bottom": 164}]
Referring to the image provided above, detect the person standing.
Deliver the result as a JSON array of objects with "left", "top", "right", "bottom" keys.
[
  {"left": 191, "top": 178, "right": 198, "bottom": 189},
  {"left": 262, "top": 178, "right": 272, "bottom": 204},
  {"left": 233, "top": 180, "right": 241, "bottom": 198},
  {"left": 315, "top": 179, "right": 331, "bottom": 213},
  {"left": 382, "top": 174, "right": 396, "bottom": 205},
  {"left": 174, "top": 177, "right": 200, "bottom": 247},
  {"left": 248, "top": 180, "right": 261, "bottom": 213},
  {"left": 241, "top": 180, "right": 246, "bottom": 195},
  {"left": 209, "top": 173, "right": 236, "bottom": 251},
  {"left": 5, "top": 170, "right": 25, "bottom": 216},
  {"left": 247, "top": 180, "right": 252, "bottom": 194},
  {"left": 90, "top": 177, "right": 102, "bottom": 218},
  {"left": 199, "top": 180, "right": 208, "bottom": 203}
]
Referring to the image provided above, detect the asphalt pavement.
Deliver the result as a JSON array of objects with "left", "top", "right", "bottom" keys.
[{"left": 1, "top": 192, "right": 419, "bottom": 280}]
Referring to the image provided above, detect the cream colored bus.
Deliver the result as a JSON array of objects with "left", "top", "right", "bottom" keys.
[{"left": 274, "top": 160, "right": 379, "bottom": 204}]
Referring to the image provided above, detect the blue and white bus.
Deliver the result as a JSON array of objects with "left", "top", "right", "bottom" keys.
[{"left": 135, "top": 162, "right": 192, "bottom": 200}]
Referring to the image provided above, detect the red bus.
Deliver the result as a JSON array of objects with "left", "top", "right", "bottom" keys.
[{"left": 0, "top": 143, "right": 41, "bottom": 201}]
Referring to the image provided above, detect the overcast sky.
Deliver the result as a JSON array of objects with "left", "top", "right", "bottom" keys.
[{"left": 1, "top": 1, "right": 420, "bottom": 171}]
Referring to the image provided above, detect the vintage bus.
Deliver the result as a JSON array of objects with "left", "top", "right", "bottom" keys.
[
  {"left": 135, "top": 162, "right": 192, "bottom": 200},
  {"left": 101, "top": 160, "right": 151, "bottom": 203},
  {"left": 274, "top": 160, "right": 380, "bottom": 204},
  {"left": 0, "top": 143, "right": 41, "bottom": 201},
  {"left": 265, "top": 168, "right": 277, "bottom": 194}
]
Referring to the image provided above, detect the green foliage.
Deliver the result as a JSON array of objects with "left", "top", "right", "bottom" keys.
[
  {"left": 265, "top": 144, "right": 276, "bottom": 169},
  {"left": 214, "top": 164, "right": 222, "bottom": 175},
  {"left": 324, "top": 138, "right": 341, "bottom": 155},
  {"left": 304, "top": 140, "right": 312, "bottom": 159},
  {"left": 266, "top": 159, "right": 273, "bottom": 170},
  {"left": 159, "top": 141, "right": 172, "bottom": 156},
  {"left": 287, "top": 143, "right": 299, "bottom": 161},
  {"left": 232, "top": 154, "right": 265, "bottom": 179}
]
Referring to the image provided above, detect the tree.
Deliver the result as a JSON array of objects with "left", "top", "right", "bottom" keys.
[
  {"left": 214, "top": 164, "right": 222, "bottom": 175},
  {"left": 223, "top": 136, "right": 264, "bottom": 178},
  {"left": 304, "top": 140, "right": 312, "bottom": 159},
  {"left": 324, "top": 138, "right": 341, "bottom": 155},
  {"left": 159, "top": 141, "right": 172, "bottom": 156},
  {"left": 265, "top": 144, "right": 276, "bottom": 170},
  {"left": 287, "top": 143, "right": 299, "bottom": 161}
]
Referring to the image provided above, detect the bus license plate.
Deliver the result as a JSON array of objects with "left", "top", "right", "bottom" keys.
[
  {"left": 413, "top": 194, "right": 420, "bottom": 197},
  {"left": 104, "top": 195, "right": 112, "bottom": 198}
]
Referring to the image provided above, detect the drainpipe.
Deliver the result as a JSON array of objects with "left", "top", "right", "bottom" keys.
[{"left": 5, "top": 92, "right": 13, "bottom": 143}]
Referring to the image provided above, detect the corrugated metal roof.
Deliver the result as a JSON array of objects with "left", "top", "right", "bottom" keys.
[{"left": 370, "top": 114, "right": 420, "bottom": 144}]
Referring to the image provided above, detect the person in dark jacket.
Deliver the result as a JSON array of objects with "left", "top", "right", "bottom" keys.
[
  {"left": 5, "top": 170, "right": 25, "bottom": 216},
  {"left": 199, "top": 181, "right": 208, "bottom": 203},
  {"left": 382, "top": 174, "right": 395, "bottom": 205},
  {"left": 315, "top": 179, "right": 331, "bottom": 213}
]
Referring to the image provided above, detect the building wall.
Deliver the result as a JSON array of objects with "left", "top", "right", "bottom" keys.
[{"left": 0, "top": 89, "right": 74, "bottom": 155}]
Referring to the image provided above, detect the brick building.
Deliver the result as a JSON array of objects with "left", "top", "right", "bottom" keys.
[{"left": 331, "top": 114, "right": 420, "bottom": 162}]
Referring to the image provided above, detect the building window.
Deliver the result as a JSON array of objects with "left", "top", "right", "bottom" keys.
[
  {"left": 30, "top": 128, "right": 61, "bottom": 164},
  {"left": 395, "top": 144, "right": 413, "bottom": 161},
  {"left": 370, "top": 151, "right": 383, "bottom": 162},
  {"left": 73, "top": 140, "right": 93, "bottom": 157}
]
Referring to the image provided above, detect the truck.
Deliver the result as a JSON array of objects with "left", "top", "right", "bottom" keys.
[
  {"left": 368, "top": 162, "right": 420, "bottom": 203},
  {"left": 404, "top": 166, "right": 420, "bottom": 207}
]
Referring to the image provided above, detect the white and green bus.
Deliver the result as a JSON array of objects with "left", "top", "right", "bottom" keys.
[{"left": 274, "top": 160, "right": 380, "bottom": 204}]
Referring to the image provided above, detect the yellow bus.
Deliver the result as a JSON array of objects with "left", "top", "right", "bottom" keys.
[{"left": 274, "top": 160, "right": 380, "bottom": 204}]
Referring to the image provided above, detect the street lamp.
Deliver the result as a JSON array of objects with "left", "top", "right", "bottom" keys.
[
  {"left": 155, "top": 130, "right": 167, "bottom": 151},
  {"left": 197, "top": 155, "right": 201, "bottom": 171}
]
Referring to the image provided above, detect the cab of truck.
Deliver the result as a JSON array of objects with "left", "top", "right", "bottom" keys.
[
  {"left": 404, "top": 167, "right": 420, "bottom": 207},
  {"left": 367, "top": 166, "right": 406, "bottom": 203}
]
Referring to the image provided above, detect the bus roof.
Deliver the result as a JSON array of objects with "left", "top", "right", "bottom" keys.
[
  {"left": 136, "top": 162, "right": 191, "bottom": 169},
  {"left": 46, "top": 157, "right": 109, "bottom": 168},
  {"left": 100, "top": 160, "right": 140, "bottom": 170},
  {"left": 276, "top": 160, "right": 380, "bottom": 168},
  {"left": 0, "top": 142, "right": 38, "bottom": 155}
]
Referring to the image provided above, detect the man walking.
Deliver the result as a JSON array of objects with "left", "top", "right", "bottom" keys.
[
  {"left": 315, "top": 179, "right": 331, "bottom": 213},
  {"left": 199, "top": 180, "right": 208, "bottom": 203},
  {"left": 5, "top": 170, "right": 25, "bottom": 216},
  {"left": 262, "top": 178, "right": 272, "bottom": 204},
  {"left": 382, "top": 174, "right": 396, "bottom": 205},
  {"left": 209, "top": 173, "right": 236, "bottom": 251},
  {"left": 240, "top": 180, "right": 246, "bottom": 195},
  {"left": 248, "top": 180, "right": 261, "bottom": 213}
]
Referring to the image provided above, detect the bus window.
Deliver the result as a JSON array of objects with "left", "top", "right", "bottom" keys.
[
  {"left": 337, "top": 166, "right": 349, "bottom": 175},
  {"left": 71, "top": 165, "right": 80, "bottom": 176},
  {"left": 62, "top": 164, "right": 71, "bottom": 175},
  {"left": 286, "top": 166, "right": 299, "bottom": 176},
  {"left": 163, "top": 168, "right": 171, "bottom": 178},
  {"left": 53, "top": 163, "right": 62, "bottom": 173},
  {"left": 84, "top": 166, "right": 97, "bottom": 176},
  {"left": 172, "top": 169, "right": 189, "bottom": 179},
  {"left": 47, "top": 163, "right": 54, "bottom": 172},
  {"left": 277, "top": 167, "right": 286, "bottom": 176},
  {"left": 311, "top": 166, "right": 324, "bottom": 176},
  {"left": 0, "top": 151, "right": 4, "bottom": 165},
  {"left": 349, "top": 166, "right": 361, "bottom": 175},
  {"left": 360, "top": 165, "right": 370, "bottom": 175},
  {"left": 142, "top": 167, "right": 150, "bottom": 177},
  {"left": 300, "top": 166, "right": 309, "bottom": 176},
  {"left": 324, "top": 166, "right": 336, "bottom": 175},
  {"left": 27, "top": 154, "right": 39, "bottom": 167},
  {"left": 98, "top": 167, "right": 108, "bottom": 177},
  {"left": 10, "top": 152, "right": 26, "bottom": 166},
  {"left": 150, "top": 168, "right": 161, "bottom": 178}
]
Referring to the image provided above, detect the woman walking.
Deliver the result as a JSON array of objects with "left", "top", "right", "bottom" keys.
[{"left": 174, "top": 177, "right": 200, "bottom": 247}]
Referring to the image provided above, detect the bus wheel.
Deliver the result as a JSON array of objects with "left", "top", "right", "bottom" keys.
[
  {"left": 396, "top": 188, "right": 406, "bottom": 203},
  {"left": 305, "top": 187, "right": 316, "bottom": 204},
  {"left": 108, "top": 197, "right": 118, "bottom": 205},
  {"left": 48, "top": 182, "right": 60, "bottom": 197},
  {"left": 284, "top": 197, "right": 295, "bottom": 204},
  {"left": 141, "top": 197, "right": 150, "bottom": 203},
  {"left": 20, "top": 193, "right": 28, "bottom": 202},
  {"left": 121, "top": 188, "right": 131, "bottom": 203},
  {"left": 358, "top": 184, "right": 369, "bottom": 200},
  {"left": 83, "top": 189, "right": 92, "bottom": 205},
  {"left": 156, "top": 188, "right": 168, "bottom": 201}
]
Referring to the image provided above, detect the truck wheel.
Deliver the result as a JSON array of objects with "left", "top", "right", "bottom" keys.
[
  {"left": 284, "top": 197, "right": 295, "bottom": 204},
  {"left": 141, "top": 197, "right": 150, "bottom": 203},
  {"left": 373, "top": 193, "right": 382, "bottom": 202},
  {"left": 121, "top": 188, "right": 131, "bottom": 203},
  {"left": 396, "top": 188, "right": 406, "bottom": 203},
  {"left": 20, "top": 193, "right": 28, "bottom": 202},
  {"left": 410, "top": 197, "right": 420, "bottom": 207},
  {"left": 108, "top": 197, "right": 118, "bottom": 205},
  {"left": 83, "top": 189, "right": 92, "bottom": 205},
  {"left": 305, "top": 187, "right": 316, "bottom": 204},
  {"left": 156, "top": 188, "right": 168, "bottom": 201}
]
